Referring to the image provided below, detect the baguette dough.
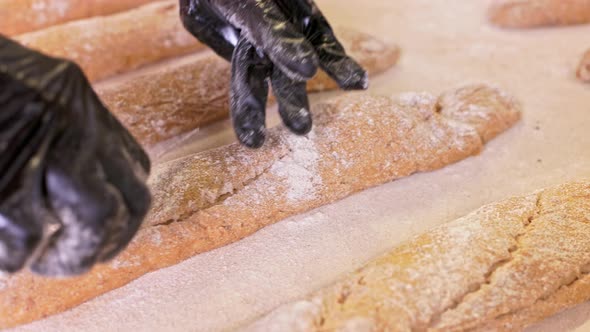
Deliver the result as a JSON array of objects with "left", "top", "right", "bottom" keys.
[
  {"left": 577, "top": 49, "right": 590, "bottom": 82},
  {"left": 0, "top": 0, "right": 159, "bottom": 36},
  {"left": 488, "top": 0, "right": 590, "bottom": 28},
  {"left": 243, "top": 180, "right": 590, "bottom": 332},
  {"left": 97, "top": 29, "right": 401, "bottom": 147},
  {"left": 14, "top": 1, "right": 202, "bottom": 82},
  {"left": 0, "top": 84, "right": 520, "bottom": 329}
]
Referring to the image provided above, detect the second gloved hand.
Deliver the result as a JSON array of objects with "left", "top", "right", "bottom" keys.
[
  {"left": 180, "top": 0, "right": 368, "bottom": 148},
  {"left": 0, "top": 37, "right": 151, "bottom": 277}
]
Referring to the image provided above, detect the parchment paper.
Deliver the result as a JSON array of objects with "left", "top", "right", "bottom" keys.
[{"left": 10, "top": 0, "right": 590, "bottom": 331}]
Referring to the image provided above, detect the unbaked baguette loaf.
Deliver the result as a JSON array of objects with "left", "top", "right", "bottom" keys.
[
  {"left": 0, "top": 0, "right": 159, "bottom": 36},
  {"left": 577, "top": 49, "right": 590, "bottom": 82},
  {"left": 0, "top": 84, "right": 520, "bottom": 328},
  {"left": 488, "top": 0, "right": 590, "bottom": 28},
  {"left": 243, "top": 180, "right": 590, "bottom": 332},
  {"left": 14, "top": 1, "right": 203, "bottom": 82},
  {"left": 97, "top": 29, "right": 401, "bottom": 147}
]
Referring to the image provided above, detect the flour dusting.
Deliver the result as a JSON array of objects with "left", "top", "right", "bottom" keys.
[
  {"left": 270, "top": 132, "right": 322, "bottom": 203},
  {"left": 396, "top": 92, "right": 435, "bottom": 107},
  {"left": 32, "top": 0, "right": 70, "bottom": 24}
]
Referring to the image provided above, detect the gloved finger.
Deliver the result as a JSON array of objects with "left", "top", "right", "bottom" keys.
[
  {"left": 0, "top": 107, "right": 53, "bottom": 195},
  {"left": 179, "top": 0, "right": 238, "bottom": 61},
  {"left": 0, "top": 197, "right": 45, "bottom": 273},
  {"left": 318, "top": 54, "right": 368, "bottom": 91},
  {"left": 71, "top": 53, "right": 150, "bottom": 253},
  {"left": 276, "top": 0, "right": 368, "bottom": 90},
  {"left": 210, "top": 0, "right": 318, "bottom": 81},
  {"left": 0, "top": 74, "right": 59, "bottom": 196},
  {"left": 95, "top": 136, "right": 151, "bottom": 261},
  {"left": 0, "top": 116, "right": 54, "bottom": 273},
  {"left": 230, "top": 36, "right": 271, "bottom": 148},
  {"left": 0, "top": 213, "right": 40, "bottom": 272},
  {"left": 271, "top": 68, "right": 312, "bottom": 135},
  {"left": 31, "top": 159, "right": 126, "bottom": 276}
]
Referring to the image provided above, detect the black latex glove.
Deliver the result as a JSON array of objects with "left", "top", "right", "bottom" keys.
[
  {"left": 0, "top": 36, "right": 151, "bottom": 277},
  {"left": 180, "top": 0, "right": 368, "bottom": 148}
]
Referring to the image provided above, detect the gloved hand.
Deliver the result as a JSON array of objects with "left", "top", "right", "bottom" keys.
[
  {"left": 0, "top": 36, "right": 151, "bottom": 277},
  {"left": 180, "top": 0, "right": 368, "bottom": 148}
]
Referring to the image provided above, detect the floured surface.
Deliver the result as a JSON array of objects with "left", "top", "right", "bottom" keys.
[{"left": 10, "top": 0, "right": 590, "bottom": 331}]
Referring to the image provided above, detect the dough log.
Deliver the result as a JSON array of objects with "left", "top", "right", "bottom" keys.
[
  {"left": 14, "top": 1, "right": 203, "bottom": 82},
  {"left": 0, "top": 0, "right": 159, "bottom": 36},
  {"left": 488, "top": 0, "right": 590, "bottom": 28},
  {"left": 98, "top": 29, "right": 401, "bottom": 147},
  {"left": 244, "top": 180, "right": 590, "bottom": 332},
  {"left": 0, "top": 84, "right": 520, "bottom": 328}
]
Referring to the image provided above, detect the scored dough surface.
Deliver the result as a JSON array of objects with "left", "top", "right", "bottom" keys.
[{"left": 244, "top": 180, "right": 590, "bottom": 331}]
